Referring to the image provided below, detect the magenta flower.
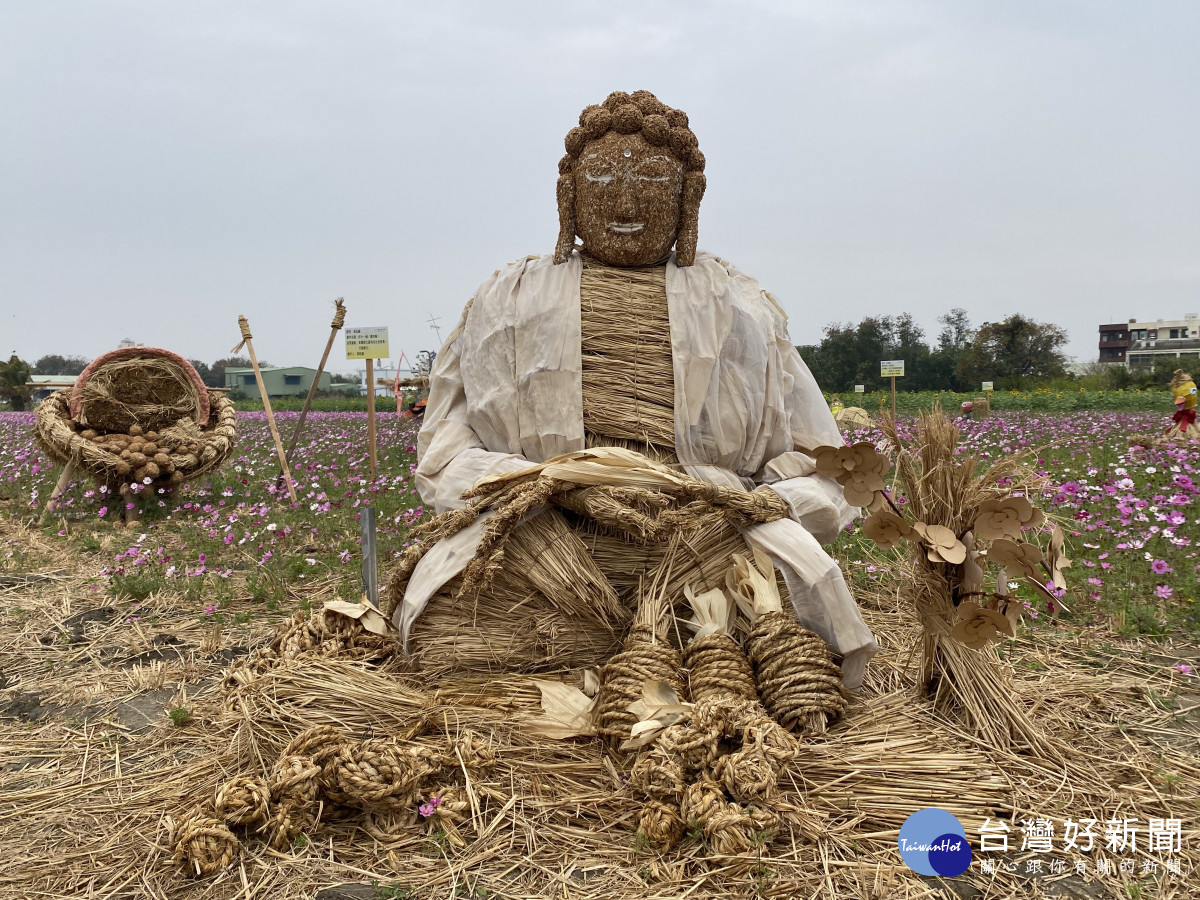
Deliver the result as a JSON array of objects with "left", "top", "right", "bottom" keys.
[
  {"left": 418, "top": 795, "right": 443, "bottom": 818},
  {"left": 1151, "top": 559, "right": 1172, "bottom": 575},
  {"left": 1174, "top": 663, "right": 1193, "bottom": 675},
  {"left": 1155, "top": 584, "right": 1174, "bottom": 600}
]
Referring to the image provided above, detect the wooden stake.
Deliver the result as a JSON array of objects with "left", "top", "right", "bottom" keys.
[
  {"left": 39, "top": 458, "right": 77, "bottom": 526},
  {"left": 366, "top": 357, "right": 377, "bottom": 484},
  {"left": 281, "top": 297, "right": 346, "bottom": 480},
  {"left": 233, "top": 314, "right": 298, "bottom": 503},
  {"left": 890, "top": 376, "right": 897, "bottom": 420}
]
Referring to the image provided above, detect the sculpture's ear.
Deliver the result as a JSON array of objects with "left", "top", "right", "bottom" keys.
[
  {"left": 674, "top": 171, "right": 705, "bottom": 267},
  {"left": 553, "top": 173, "right": 576, "bottom": 264}
]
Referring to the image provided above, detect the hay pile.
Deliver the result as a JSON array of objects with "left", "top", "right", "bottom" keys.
[{"left": 35, "top": 387, "right": 236, "bottom": 495}]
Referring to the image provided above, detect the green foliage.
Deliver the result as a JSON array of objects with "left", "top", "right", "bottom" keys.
[
  {"left": 831, "top": 388, "right": 1168, "bottom": 416},
  {"left": 33, "top": 354, "right": 90, "bottom": 376},
  {"left": 233, "top": 395, "right": 402, "bottom": 413},
  {"left": 0, "top": 354, "right": 33, "bottom": 411},
  {"left": 955, "top": 314, "right": 1070, "bottom": 387},
  {"left": 108, "top": 570, "right": 167, "bottom": 601},
  {"left": 168, "top": 706, "right": 192, "bottom": 727}
]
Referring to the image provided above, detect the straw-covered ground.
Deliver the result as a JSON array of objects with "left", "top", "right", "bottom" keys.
[{"left": 1, "top": 512, "right": 1196, "bottom": 900}]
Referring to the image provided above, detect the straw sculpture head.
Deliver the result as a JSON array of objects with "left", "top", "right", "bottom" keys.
[{"left": 554, "top": 90, "right": 705, "bottom": 267}]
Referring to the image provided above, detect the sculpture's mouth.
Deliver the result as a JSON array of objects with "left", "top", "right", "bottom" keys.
[{"left": 606, "top": 223, "right": 644, "bottom": 234}]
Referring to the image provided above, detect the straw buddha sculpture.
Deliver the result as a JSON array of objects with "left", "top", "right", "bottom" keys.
[{"left": 391, "top": 91, "right": 879, "bottom": 687}]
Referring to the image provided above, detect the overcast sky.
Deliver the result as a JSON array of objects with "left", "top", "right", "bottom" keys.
[{"left": 3, "top": 1, "right": 1198, "bottom": 376}]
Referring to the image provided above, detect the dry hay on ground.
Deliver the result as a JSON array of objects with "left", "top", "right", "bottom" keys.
[{"left": 0, "top": 529, "right": 1197, "bottom": 899}]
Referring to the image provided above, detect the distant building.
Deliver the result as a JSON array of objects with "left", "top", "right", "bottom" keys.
[
  {"left": 117, "top": 337, "right": 141, "bottom": 349},
  {"left": 26, "top": 374, "right": 77, "bottom": 405},
  {"left": 224, "top": 366, "right": 331, "bottom": 399},
  {"left": 1100, "top": 314, "right": 1200, "bottom": 368}
]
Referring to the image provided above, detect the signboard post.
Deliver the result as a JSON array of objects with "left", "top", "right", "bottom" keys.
[
  {"left": 346, "top": 326, "right": 390, "bottom": 484},
  {"left": 880, "top": 360, "right": 905, "bottom": 419}
]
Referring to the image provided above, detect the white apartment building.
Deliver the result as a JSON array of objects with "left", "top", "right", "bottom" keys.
[{"left": 1100, "top": 314, "right": 1200, "bottom": 368}]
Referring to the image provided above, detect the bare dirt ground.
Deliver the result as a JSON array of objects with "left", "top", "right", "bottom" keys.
[{"left": 1, "top": 516, "right": 1197, "bottom": 900}]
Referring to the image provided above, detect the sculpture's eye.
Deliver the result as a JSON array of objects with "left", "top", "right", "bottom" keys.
[
  {"left": 634, "top": 158, "right": 677, "bottom": 183},
  {"left": 584, "top": 166, "right": 614, "bottom": 184}
]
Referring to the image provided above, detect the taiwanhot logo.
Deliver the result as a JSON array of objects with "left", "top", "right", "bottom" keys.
[{"left": 898, "top": 808, "right": 972, "bottom": 877}]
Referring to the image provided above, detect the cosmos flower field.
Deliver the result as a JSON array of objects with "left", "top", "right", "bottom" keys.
[{"left": 1, "top": 409, "right": 1197, "bottom": 640}]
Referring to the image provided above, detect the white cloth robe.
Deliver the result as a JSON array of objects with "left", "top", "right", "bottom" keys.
[{"left": 399, "top": 250, "right": 880, "bottom": 687}]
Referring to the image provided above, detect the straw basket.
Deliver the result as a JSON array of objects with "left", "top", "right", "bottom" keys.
[
  {"left": 69, "top": 346, "right": 210, "bottom": 434},
  {"left": 35, "top": 387, "right": 236, "bottom": 492}
]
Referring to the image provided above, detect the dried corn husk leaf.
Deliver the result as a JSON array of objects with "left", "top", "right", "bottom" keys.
[
  {"left": 683, "top": 584, "right": 735, "bottom": 640},
  {"left": 726, "top": 549, "right": 783, "bottom": 621},
  {"left": 322, "top": 600, "right": 393, "bottom": 636},
  {"left": 961, "top": 531, "right": 984, "bottom": 594},
  {"left": 622, "top": 680, "right": 692, "bottom": 750},
  {"left": 528, "top": 680, "right": 598, "bottom": 739},
  {"left": 1047, "top": 524, "right": 1071, "bottom": 591}
]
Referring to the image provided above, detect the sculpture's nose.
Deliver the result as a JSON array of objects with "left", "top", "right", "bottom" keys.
[{"left": 613, "top": 171, "right": 639, "bottom": 219}]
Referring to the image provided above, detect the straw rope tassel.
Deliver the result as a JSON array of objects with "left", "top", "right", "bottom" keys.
[
  {"left": 233, "top": 315, "right": 297, "bottom": 503},
  {"left": 282, "top": 297, "right": 346, "bottom": 481}
]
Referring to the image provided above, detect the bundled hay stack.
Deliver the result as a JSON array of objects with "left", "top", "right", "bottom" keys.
[
  {"left": 834, "top": 406, "right": 873, "bottom": 430},
  {"left": 813, "top": 412, "right": 1066, "bottom": 754},
  {"left": 33, "top": 349, "right": 235, "bottom": 515}
]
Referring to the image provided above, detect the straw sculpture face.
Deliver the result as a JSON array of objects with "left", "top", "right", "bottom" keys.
[{"left": 572, "top": 131, "right": 684, "bottom": 267}]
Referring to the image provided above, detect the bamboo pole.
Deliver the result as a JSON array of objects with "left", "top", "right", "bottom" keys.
[
  {"left": 38, "top": 458, "right": 77, "bottom": 526},
  {"left": 233, "top": 314, "right": 298, "bottom": 503},
  {"left": 281, "top": 297, "right": 346, "bottom": 481}
]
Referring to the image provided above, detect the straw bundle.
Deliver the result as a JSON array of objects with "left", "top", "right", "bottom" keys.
[
  {"left": 579, "top": 254, "right": 676, "bottom": 450},
  {"left": 680, "top": 584, "right": 756, "bottom": 704},
  {"left": 71, "top": 348, "right": 209, "bottom": 434},
  {"left": 596, "top": 552, "right": 685, "bottom": 746},
  {"left": 34, "top": 387, "right": 236, "bottom": 494},
  {"left": 727, "top": 550, "right": 847, "bottom": 734},
  {"left": 839, "top": 410, "right": 1062, "bottom": 754}
]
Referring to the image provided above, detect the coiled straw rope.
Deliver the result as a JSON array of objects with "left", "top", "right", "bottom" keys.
[
  {"left": 170, "top": 810, "right": 241, "bottom": 877},
  {"left": 745, "top": 610, "right": 847, "bottom": 735}
]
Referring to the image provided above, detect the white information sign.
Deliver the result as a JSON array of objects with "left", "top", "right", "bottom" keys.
[
  {"left": 854, "top": 384, "right": 865, "bottom": 393},
  {"left": 982, "top": 381, "right": 994, "bottom": 392},
  {"left": 346, "top": 327, "right": 390, "bottom": 360},
  {"left": 880, "top": 360, "right": 905, "bottom": 378}
]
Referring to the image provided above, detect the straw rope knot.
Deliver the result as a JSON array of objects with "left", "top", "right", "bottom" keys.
[
  {"left": 283, "top": 724, "right": 344, "bottom": 766},
  {"left": 711, "top": 746, "right": 777, "bottom": 803},
  {"left": 679, "top": 778, "right": 724, "bottom": 829},
  {"left": 704, "top": 804, "right": 757, "bottom": 856},
  {"left": 326, "top": 738, "right": 436, "bottom": 812},
  {"left": 628, "top": 745, "right": 685, "bottom": 802},
  {"left": 636, "top": 798, "right": 685, "bottom": 851},
  {"left": 170, "top": 809, "right": 241, "bottom": 877},
  {"left": 746, "top": 610, "right": 847, "bottom": 734},
  {"left": 213, "top": 774, "right": 270, "bottom": 827},
  {"left": 331, "top": 298, "right": 347, "bottom": 330},
  {"left": 452, "top": 731, "right": 497, "bottom": 774}
]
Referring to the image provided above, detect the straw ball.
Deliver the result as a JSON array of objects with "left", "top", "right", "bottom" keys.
[
  {"left": 171, "top": 810, "right": 241, "bottom": 877},
  {"left": 711, "top": 746, "right": 777, "bottom": 804},
  {"left": 213, "top": 774, "right": 270, "bottom": 827},
  {"left": 636, "top": 799, "right": 684, "bottom": 851}
]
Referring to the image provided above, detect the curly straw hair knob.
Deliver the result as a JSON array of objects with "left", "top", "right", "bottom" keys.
[{"left": 711, "top": 746, "right": 778, "bottom": 804}]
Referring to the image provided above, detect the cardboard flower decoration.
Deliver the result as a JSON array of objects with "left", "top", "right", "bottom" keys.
[
  {"left": 1046, "top": 525, "right": 1071, "bottom": 591},
  {"left": 862, "top": 510, "right": 915, "bottom": 550},
  {"left": 986, "top": 539, "right": 1044, "bottom": 580},
  {"left": 813, "top": 442, "right": 890, "bottom": 507},
  {"left": 911, "top": 522, "right": 967, "bottom": 565},
  {"left": 950, "top": 601, "right": 1016, "bottom": 650}
]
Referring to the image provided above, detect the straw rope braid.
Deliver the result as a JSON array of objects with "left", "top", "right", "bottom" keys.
[
  {"left": 34, "top": 388, "right": 236, "bottom": 492},
  {"left": 170, "top": 810, "right": 241, "bottom": 877},
  {"left": 745, "top": 610, "right": 847, "bottom": 734},
  {"left": 264, "top": 753, "right": 323, "bottom": 850},
  {"left": 636, "top": 799, "right": 686, "bottom": 851},
  {"left": 683, "top": 632, "right": 757, "bottom": 705}
]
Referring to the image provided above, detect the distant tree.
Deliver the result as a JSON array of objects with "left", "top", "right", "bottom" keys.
[
  {"left": 189, "top": 359, "right": 217, "bottom": 388},
  {"left": 924, "top": 308, "right": 976, "bottom": 391},
  {"left": 956, "top": 315, "right": 1069, "bottom": 388},
  {"left": 33, "top": 354, "right": 90, "bottom": 376},
  {"left": 209, "top": 356, "right": 265, "bottom": 387},
  {"left": 936, "top": 308, "right": 974, "bottom": 353},
  {"left": 330, "top": 372, "right": 362, "bottom": 384},
  {"left": 800, "top": 314, "right": 942, "bottom": 392},
  {"left": 0, "top": 355, "right": 33, "bottom": 411}
]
